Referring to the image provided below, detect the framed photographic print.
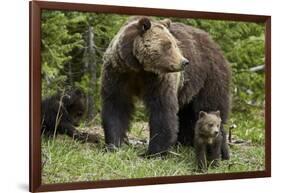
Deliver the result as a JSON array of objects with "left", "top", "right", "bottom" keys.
[{"left": 29, "top": 0, "right": 271, "bottom": 192}]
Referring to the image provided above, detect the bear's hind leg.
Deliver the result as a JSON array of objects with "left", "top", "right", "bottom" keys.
[
  {"left": 221, "top": 125, "right": 230, "bottom": 160},
  {"left": 177, "top": 103, "right": 196, "bottom": 146}
]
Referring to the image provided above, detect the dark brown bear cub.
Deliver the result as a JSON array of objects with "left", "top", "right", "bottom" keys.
[
  {"left": 194, "top": 111, "right": 223, "bottom": 171},
  {"left": 41, "top": 88, "right": 99, "bottom": 143}
]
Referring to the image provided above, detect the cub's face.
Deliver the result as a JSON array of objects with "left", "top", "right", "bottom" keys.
[
  {"left": 133, "top": 18, "right": 189, "bottom": 74},
  {"left": 65, "top": 89, "right": 87, "bottom": 126},
  {"left": 69, "top": 97, "right": 86, "bottom": 126},
  {"left": 196, "top": 111, "right": 221, "bottom": 139}
]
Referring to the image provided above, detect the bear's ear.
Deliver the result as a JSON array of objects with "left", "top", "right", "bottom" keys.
[
  {"left": 72, "top": 88, "right": 82, "bottom": 96},
  {"left": 117, "top": 21, "right": 143, "bottom": 71},
  {"left": 160, "top": 19, "right": 171, "bottom": 28},
  {"left": 64, "top": 88, "right": 85, "bottom": 106},
  {"left": 62, "top": 93, "right": 71, "bottom": 106},
  {"left": 199, "top": 111, "right": 207, "bottom": 119},
  {"left": 138, "top": 17, "right": 151, "bottom": 33},
  {"left": 213, "top": 110, "right": 220, "bottom": 117}
]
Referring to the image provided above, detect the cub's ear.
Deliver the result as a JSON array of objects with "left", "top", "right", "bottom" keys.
[
  {"left": 214, "top": 110, "right": 220, "bottom": 117},
  {"left": 199, "top": 111, "right": 207, "bottom": 119},
  {"left": 138, "top": 17, "right": 151, "bottom": 33},
  {"left": 72, "top": 88, "right": 84, "bottom": 97},
  {"left": 160, "top": 18, "right": 171, "bottom": 28},
  {"left": 64, "top": 88, "right": 85, "bottom": 106},
  {"left": 62, "top": 93, "right": 71, "bottom": 106}
]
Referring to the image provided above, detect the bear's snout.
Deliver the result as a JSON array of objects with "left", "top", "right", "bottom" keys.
[
  {"left": 181, "top": 58, "right": 190, "bottom": 67},
  {"left": 212, "top": 129, "right": 220, "bottom": 137}
]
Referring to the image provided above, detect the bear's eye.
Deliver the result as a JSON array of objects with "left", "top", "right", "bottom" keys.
[
  {"left": 163, "top": 42, "right": 172, "bottom": 50},
  {"left": 77, "top": 111, "right": 83, "bottom": 117},
  {"left": 208, "top": 123, "right": 214, "bottom": 127}
]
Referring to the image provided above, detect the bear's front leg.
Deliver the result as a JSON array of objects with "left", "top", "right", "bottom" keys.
[
  {"left": 101, "top": 95, "right": 134, "bottom": 150},
  {"left": 58, "top": 122, "right": 96, "bottom": 143},
  {"left": 101, "top": 74, "right": 134, "bottom": 150},
  {"left": 195, "top": 142, "right": 208, "bottom": 172},
  {"left": 144, "top": 86, "right": 179, "bottom": 156},
  {"left": 207, "top": 135, "right": 223, "bottom": 168}
]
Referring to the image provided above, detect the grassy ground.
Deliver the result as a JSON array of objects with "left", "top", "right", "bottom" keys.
[{"left": 41, "top": 107, "right": 265, "bottom": 184}]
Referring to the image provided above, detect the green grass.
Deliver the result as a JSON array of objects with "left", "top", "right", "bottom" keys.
[
  {"left": 42, "top": 107, "right": 265, "bottom": 184},
  {"left": 226, "top": 108, "right": 265, "bottom": 145}
]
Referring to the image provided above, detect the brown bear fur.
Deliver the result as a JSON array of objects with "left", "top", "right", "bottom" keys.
[
  {"left": 194, "top": 111, "right": 223, "bottom": 171},
  {"left": 41, "top": 89, "right": 99, "bottom": 143},
  {"left": 101, "top": 17, "right": 230, "bottom": 157}
]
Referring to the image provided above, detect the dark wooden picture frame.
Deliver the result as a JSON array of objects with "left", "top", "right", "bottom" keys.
[{"left": 30, "top": 1, "right": 271, "bottom": 192}]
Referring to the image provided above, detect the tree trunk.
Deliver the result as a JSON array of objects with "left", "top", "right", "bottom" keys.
[
  {"left": 68, "top": 62, "right": 73, "bottom": 86},
  {"left": 84, "top": 26, "right": 96, "bottom": 122}
]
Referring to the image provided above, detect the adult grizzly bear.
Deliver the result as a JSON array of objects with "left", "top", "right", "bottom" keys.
[{"left": 101, "top": 17, "right": 230, "bottom": 158}]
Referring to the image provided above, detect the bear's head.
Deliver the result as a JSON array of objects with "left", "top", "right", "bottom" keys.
[
  {"left": 196, "top": 111, "right": 221, "bottom": 143},
  {"left": 117, "top": 17, "right": 189, "bottom": 73},
  {"left": 63, "top": 88, "right": 86, "bottom": 126}
]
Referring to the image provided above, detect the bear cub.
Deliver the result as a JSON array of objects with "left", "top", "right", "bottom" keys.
[
  {"left": 41, "top": 88, "right": 99, "bottom": 143},
  {"left": 194, "top": 111, "right": 224, "bottom": 171}
]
